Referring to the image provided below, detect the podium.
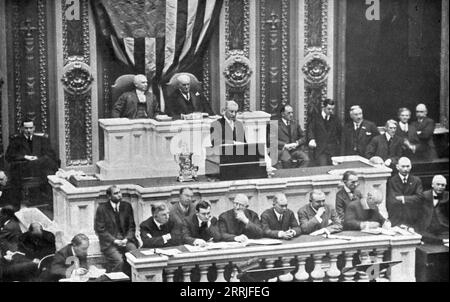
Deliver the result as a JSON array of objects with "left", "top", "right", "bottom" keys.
[{"left": 205, "top": 143, "right": 267, "bottom": 180}]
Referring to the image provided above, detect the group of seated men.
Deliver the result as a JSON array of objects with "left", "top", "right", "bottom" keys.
[{"left": 0, "top": 160, "right": 448, "bottom": 281}]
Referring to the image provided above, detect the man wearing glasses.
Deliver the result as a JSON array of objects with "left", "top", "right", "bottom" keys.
[
  {"left": 298, "top": 190, "right": 342, "bottom": 236},
  {"left": 218, "top": 194, "right": 263, "bottom": 242},
  {"left": 182, "top": 200, "right": 221, "bottom": 247},
  {"left": 411, "top": 104, "right": 436, "bottom": 161},
  {"left": 260, "top": 193, "right": 301, "bottom": 239}
]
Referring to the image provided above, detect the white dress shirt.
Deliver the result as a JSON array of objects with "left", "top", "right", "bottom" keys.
[{"left": 136, "top": 90, "right": 146, "bottom": 103}]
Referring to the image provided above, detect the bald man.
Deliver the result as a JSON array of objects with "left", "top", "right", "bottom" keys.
[
  {"left": 112, "top": 74, "right": 159, "bottom": 119},
  {"left": 344, "top": 190, "right": 389, "bottom": 231},
  {"left": 386, "top": 157, "right": 423, "bottom": 227},
  {"left": 342, "top": 105, "right": 379, "bottom": 157},
  {"left": 210, "top": 101, "right": 246, "bottom": 146},
  {"left": 410, "top": 104, "right": 436, "bottom": 161},
  {"left": 416, "top": 175, "right": 448, "bottom": 243},
  {"left": 167, "top": 74, "right": 214, "bottom": 118}
]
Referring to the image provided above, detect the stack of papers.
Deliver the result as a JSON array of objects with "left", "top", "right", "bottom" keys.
[
  {"left": 88, "top": 266, "right": 106, "bottom": 279},
  {"left": 105, "top": 272, "right": 130, "bottom": 281},
  {"left": 155, "top": 248, "right": 181, "bottom": 256},
  {"left": 361, "top": 228, "right": 396, "bottom": 236}
]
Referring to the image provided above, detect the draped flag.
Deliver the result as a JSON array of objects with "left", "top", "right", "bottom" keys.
[{"left": 92, "top": 0, "right": 223, "bottom": 112}]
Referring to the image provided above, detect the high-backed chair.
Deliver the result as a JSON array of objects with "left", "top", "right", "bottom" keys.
[
  {"left": 165, "top": 72, "right": 203, "bottom": 97},
  {"left": 111, "top": 74, "right": 136, "bottom": 108}
]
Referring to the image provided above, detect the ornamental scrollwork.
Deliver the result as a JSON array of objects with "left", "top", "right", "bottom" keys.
[
  {"left": 61, "top": 56, "right": 93, "bottom": 95},
  {"left": 302, "top": 52, "right": 330, "bottom": 85},
  {"left": 223, "top": 51, "right": 252, "bottom": 89}
]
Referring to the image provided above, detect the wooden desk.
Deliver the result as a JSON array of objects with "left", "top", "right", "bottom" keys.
[{"left": 416, "top": 244, "right": 449, "bottom": 282}]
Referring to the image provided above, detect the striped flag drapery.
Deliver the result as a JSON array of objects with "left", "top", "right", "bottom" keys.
[{"left": 92, "top": 0, "right": 223, "bottom": 112}]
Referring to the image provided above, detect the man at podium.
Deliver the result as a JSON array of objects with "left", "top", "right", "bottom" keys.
[{"left": 210, "top": 101, "right": 246, "bottom": 146}]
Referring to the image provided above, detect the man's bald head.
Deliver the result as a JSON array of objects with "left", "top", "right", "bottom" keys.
[
  {"left": 432, "top": 175, "right": 447, "bottom": 194},
  {"left": 416, "top": 103, "right": 428, "bottom": 119},
  {"left": 397, "top": 157, "right": 412, "bottom": 176},
  {"left": 133, "top": 74, "right": 148, "bottom": 91}
]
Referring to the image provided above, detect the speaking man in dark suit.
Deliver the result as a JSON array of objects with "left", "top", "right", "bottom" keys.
[
  {"left": 298, "top": 190, "right": 342, "bottom": 235},
  {"left": 307, "top": 99, "right": 342, "bottom": 166},
  {"left": 210, "top": 101, "right": 246, "bottom": 146},
  {"left": 416, "top": 175, "right": 448, "bottom": 244},
  {"left": 365, "top": 119, "right": 403, "bottom": 168},
  {"left": 5, "top": 120, "right": 59, "bottom": 198},
  {"left": 260, "top": 193, "right": 301, "bottom": 239},
  {"left": 218, "top": 194, "right": 263, "bottom": 242},
  {"left": 140, "top": 202, "right": 183, "bottom": 248},
  {"left": 169, "top": 187, "right": 196, "bottom": 226},
  {"left": 396, "top": 107, "right": 420, "bottom": 159},
  {"left": 46, "top": 234, "right": 89, "bottom": 282},
  {"left": 166, "top": 74, "right": 214, "bottom": 118},
  {"left": 94, "top": 185, "right": 138, "bottom": 273},
  {"left": 111, "top": 74, "right": 159, "bottom": 119},
  {"left": 410, "top": 103, "right": 436, "bottom": 161},
  {"left": 386, "top": 157, "right": 423, "bottom": 227},
  {"left": 344, "top": 190, "right": 390, "bottom": 231},
  {"left": 277, "top": 105, "right": 309, "bottom": 168},
  {"left": 342, "top": 105, "right": 379, "bottom": 157},
  {"left": 335, "top": 171, "right": 363, "bottom": 221},
  {"left": 182, "top": 200, "right": 221, "bottom": 246}
]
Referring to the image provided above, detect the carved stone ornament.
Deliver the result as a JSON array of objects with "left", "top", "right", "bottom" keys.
[
  {"left": 61, "top": 56, "right": 94, "bottom": 95},
  {"left": 223, "top": 51, "right": 253, "bottom": 88},
  {"left": 302, "top": 52, "right": 330, "bottom": 85}
]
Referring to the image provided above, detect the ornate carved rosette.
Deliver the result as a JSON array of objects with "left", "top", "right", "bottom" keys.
[
  {"left": 223, "top": 51, "right": 253, "bottom": 89},
  {"left": 61, "top": 57, "right": 94, "bottom": 95},
  {"left": 302, "top": 52, "right": 330, "bottom": 86},
  {"left": 202, "top": 49, "right": 211, "bottom": 103}
]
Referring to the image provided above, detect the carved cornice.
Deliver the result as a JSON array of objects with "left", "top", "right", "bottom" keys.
[
  {"left": 38, "top": 0, "right": 49, "bottom": 133},
  {"left": 281, "top": 0, "right": 289, "bottom": 106}
]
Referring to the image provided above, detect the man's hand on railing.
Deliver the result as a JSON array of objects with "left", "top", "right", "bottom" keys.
[
  {"left": 234, "top": 234, "right": 248, "bottom": 243},
  {"left": 193, "top": 239, "right": 207, "bottom": 247}
]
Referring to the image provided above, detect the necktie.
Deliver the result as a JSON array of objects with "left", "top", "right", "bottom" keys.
[
  {"left": 287, "top": 122, "right": 292, "bottom": 143},
  {"left": 278, "top": 215, "right": 283, "bottom": 223}
]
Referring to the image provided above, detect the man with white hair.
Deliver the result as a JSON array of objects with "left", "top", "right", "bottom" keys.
[
  {"left": 365, "top": 119, "right": 403, "bottom": 168},
  {"left": 112, "top": 74, "right": 159, "bottom": 119},
  {"left": 210, "top": 101, "right": 246, "bottom": 146},
  {"left": 218, "top": 194, "right": 263, "bottom": 242},
  {"left": 410, "top": 103, "right": 436, "bottom": 160},
  {"left": 167, "top": 74, "right": 214, "bottom": 118},
  {"left": 343, "top": 105, "right": 379, "bottom": 156},
  {"left": 344, "top": 190, "right": 390, "bottom": 230},
  {"left": 416, "top": 175, "right": 448, "bottom": 243},
  {"left": 386, "top": 157, "right": 423, "bottom": 226}
]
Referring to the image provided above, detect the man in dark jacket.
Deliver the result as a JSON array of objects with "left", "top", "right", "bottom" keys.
[
  {"left": 335, "top": 171, "right": 363, "bottom": 221},
  {"left": 344, "top": 190, "right": 389, "bottom": 230},
  {"left": 307, "top": 99, "right": 342, "bottom": 166},
  {"left": 140, "top": 202, "right": 183, "bottom": 248},
  {"left": 94, "top": 185, "right": 138, "bottom": 273},
  {"left": 111, "top": 74, "right": 159, "bottom": 119},
  {"left": 365, "top": 119, "right": 403, "bottom": 168},
  {"left": 260, "top": 193, "right": 301, "bottom": 239},
  {"left": 182, "top": 200, "right": 221, "bottom": 246},
  {"left": 410, "top": 104, "right": 437, "bottom": 161},
  {"left": 18, "top": 222, "right": 55, "bottom": 261},
  {"left": 210, "top": 101, "right": 246, "bottom": 146},
  {"left": 218, "top": 194, "right": 263, "bottom": 242},
  {"left": 342, "top": 105, "right": 379, "bottom": 157}
]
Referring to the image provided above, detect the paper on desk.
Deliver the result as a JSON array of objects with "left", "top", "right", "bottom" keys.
[
  {"left": 141, "top": 249, "right": 155, "bottom": 256},
  {"left": 246, "top": 239, "right": 283, "bottom": 245},
  {"left": 324, "top": 234, "right": 353, "bottom": 241},
  {"left": 184, "top": 245, "right": 207, "bottom": 252},
  {"left": 105, "top": 272, "right": 130, "bottom": 280},
  {"left": 88, "top": 266, "right": 106, "bottom": 279},
  {"left": 361, "top": 228, "right": 397, "bottom": 236},
  {"left": 205, "top": 242, "right": 247, "bottom": 250},
  {"left": 155, "top": 248, "right": 181, "bottom": 256}
]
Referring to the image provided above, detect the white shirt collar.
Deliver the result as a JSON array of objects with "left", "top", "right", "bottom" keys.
[
  {"left": 136, "top": 89, "right": 146, "bottom": 103},
  {"left": 282, "top": 118, "right": 290, "bottom": 126},
  {"left": 385, "top": 133, "right": 392, "bottom": 141},
  {"left": 110, "top": 201, "right": 120, "bottom": 211},
  {"left": 153, "top": 218, "right": 163, "bottom": 229},
  {"left": 310, "top": 204, "right": 318, "bottom": 214},
  {"left": 398, "top": 173, "right": 409, "bottom": 182},
  {"left": 354, "top": 121, "right": 362, "bottom": 129},
  {"left": 224, "top": 115, "right": 235, "bottom": 128},
  {"left": 197, "top": 216, "right": 211, "bottom": 228},
  {"left": 321, "top": 111, "right": 329, "bottom": 120},
  {"left": 179, "top": 202, "right": 189, "bottom": 213},
  {"left": 273, "top": 209, "right": 283, "bottom": 220},
  {"left": 399, "top": 121, "right": 408, "bottom": 130},
  {"left": 361, "top": 198, "right": 370, "bottom": 210}
]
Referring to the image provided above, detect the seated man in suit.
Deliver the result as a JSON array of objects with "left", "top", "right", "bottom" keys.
[
  {"left": 182, "top": 200, "right": 221, "bottom": 246},
  {"left": 140, "top": 202, "right": 183, "bottom": 248},
  {"left": 335, "top": 170, "right": 363, "bottom": 221},
  {"left": 260, "top": 193, "right": 301, "bottom": 240},
  {"left": 111, "top": 74, "right": 159, "bottom": 119},
  {"left": 277, "top": 105, "right": 309, "bottom": 168},
  {"left": 167, "top": 74, "right": 214, "bottom": 118},
  {"left": 396, "top": 107, "right": 420, "bottom": 159},
  {"left": 46, "top": 233, "right": 89, "bottom": 282},
  {"left": 210, "top": 101, "right": 246, "bottom": 146},
  {"left": 411, "top": 103, "right": 437, "bottom": 161},
  {"left": 5, "top": 119, "right": 59, "bottom": 199},
  {"left": 169, "top": 187, "right": 196, "bottom": 227},
  {"left": 365, "top": 119, "right": 403, "bottom": 169},
  {"left": 416, "top": 175, "right": 448, "bottom": 244},
  {"left": 0, "top": 205, "right": 22, "bottom": 254},
  {"left": 18, "top": 222, "right": 55, "bottom": 262},
  {"left": 386, "top": 157, "right": 423, "bottom": 227},
  {"left": 298, "top": 189, "right": 342, "bottom": 236},
  {"left": 0, "top": 171, "right": 17, "bottom": 210},
  {"left": 307, "top": 99, "right": 342, "bottom": 166},
  {"left": 344, "top": 190, "right": 390, "bottom": 231},
  {"left": 343, "top": 105, "right": 379, "bottom": 157},
  {"left": 94, "top": 185, "right": 138, "bottom": 273},
  {"left": 218, "top": 194, "right": 263, "bottom": 242}
]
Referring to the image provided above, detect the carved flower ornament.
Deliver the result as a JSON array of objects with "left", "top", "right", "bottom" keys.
[
  {"left": 223, "top": 54, "right": 252, "bottom": 88},
  {"left": 302, "top": 53, "right": 330, "bottom": 85},
  {"left": 61, "top": 58, "right": 94, "bottom": 95}
]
